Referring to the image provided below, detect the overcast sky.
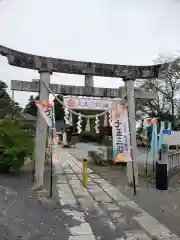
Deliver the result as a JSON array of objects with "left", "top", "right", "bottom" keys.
[{"left": 0, "top": 0, "right": 180, "bottom": 107}]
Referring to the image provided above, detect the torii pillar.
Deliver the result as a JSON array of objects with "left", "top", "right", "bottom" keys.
[
  {"left": 85, "top": 74, "right": 94, "bottom": 87},
  {"left": 33, "top": 70, "right": 51, "bottom": 190},
  {"left": 123, "top": 76, "right": 138, "bottom": 185}
]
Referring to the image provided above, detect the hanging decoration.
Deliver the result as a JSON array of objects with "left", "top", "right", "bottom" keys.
[
  {"left": 77, "top": 113, "right": 82, "bottom": 134},
  {"left": 158, "top": 121, "right": 171, "bottom": 151},
  {"left": 95, "top": 116, "right": 99, "bottom": 133},
  {"left": 85, "top": 118, "right": 91, "bottom": 132},
  {"left": 111, "top": 100, "right": 131, "bottom": 163},
  {"left": 62, "top": 132, "right": 68, "bottom": 145},
  {"left": 143, "top": 118, "right": 153, "bottom": 128},
  {"left": 141, "top": 118, "right": 152, "bottom": 141},
  {"left": 108, "top": 111, "right": 112, "bottom": 126},
  {"left": 150, "top": 118, "right": 158, "bottom": 154},
  {"left": 35, "top": 101, "right": 53, "bottom": 127},
  {"left": 168, "top": 121, "right": 172, "bottom": 130},
  {"left": 103, "top": 113, "right": 108, "bottom": 127},
  {"left": 64, "top": 108, "right": 69, "bottom": 124},
  {"left": 69, "top": 112, "right": 73, "bottom": 126},
  {"left": 42, "top": 79, "right": 133, "bottom": 120},
  {"left": 103, "top": 147, "right": 108, "bottom": 161},
  {"left": 158, "top": 121, "right": 165, "bottom": 151}
]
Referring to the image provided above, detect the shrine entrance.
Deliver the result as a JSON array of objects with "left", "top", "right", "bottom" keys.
[
  {"left": 0, "top": 44, "right": 164, "bottom": 189},
  {"left": 62, "top": 95, "right": 131, "bottom": 164}
]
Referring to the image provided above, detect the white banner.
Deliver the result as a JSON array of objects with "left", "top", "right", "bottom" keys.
[
  {"left": 111, "top": 100, "right": 131, "bottom": 163},
  {"left": 35, "top": 101, "right": 53, "bottom": 127},
  {"left": 63, "top": 96, "right": 113, "bottom": 110}
]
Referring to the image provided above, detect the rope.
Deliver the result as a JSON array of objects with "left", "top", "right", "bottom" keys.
[{"left": 42, "top": 81, "right": 134, "bottom": 119}]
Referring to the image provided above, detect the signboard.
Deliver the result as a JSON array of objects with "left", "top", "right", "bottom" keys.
[
  {"left": 163, "top": 129, "right": 171, "bottom": 135},
  {"left": 63, "top": 96, "right": 114, "bottom": 110},
  {"left": 111, "top": 100, "right": 131, "bottom": 163}
]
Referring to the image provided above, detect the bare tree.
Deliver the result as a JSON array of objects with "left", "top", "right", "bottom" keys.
[{"left": 136, "top": 54, "right": 180, "bottom": 128}]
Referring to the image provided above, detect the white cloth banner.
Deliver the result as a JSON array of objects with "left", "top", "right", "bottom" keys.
[
  {"left": 111, "top": 100, "right": 131, "bottom": 162},
  {"left": 35, "top": 101, "right": 53, "bottom": 127},
  {"left": 63, "top": 96, "right": 113, "bottom": 110}
]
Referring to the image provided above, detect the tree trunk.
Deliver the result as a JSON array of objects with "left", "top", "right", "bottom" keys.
[{"left": 171, "top": 102, "right": 175, "bottom": 129}]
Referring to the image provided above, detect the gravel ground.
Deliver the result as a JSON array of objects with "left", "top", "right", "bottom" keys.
[{"left": 0, "top": 163, "right": 75, "bottom": 240}]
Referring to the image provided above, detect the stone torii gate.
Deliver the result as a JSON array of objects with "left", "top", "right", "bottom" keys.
[{"left": 0, "top": 45, "right": 168, "bottom": 189}]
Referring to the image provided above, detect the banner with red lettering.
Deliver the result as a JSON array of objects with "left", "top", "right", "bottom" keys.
[
  {"left": 35, "top": 101, "right": 53, "bottom": 127},
  {"left": 111, "top": 100, "right": 132, "bottom": 163}
]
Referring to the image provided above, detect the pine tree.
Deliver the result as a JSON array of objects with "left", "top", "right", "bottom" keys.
[
  {"left": 23, "top": 95, "right": 39, "bottom": 116},
  {"left": 0, "top": 88, "right": 21, "bottom": 119}
]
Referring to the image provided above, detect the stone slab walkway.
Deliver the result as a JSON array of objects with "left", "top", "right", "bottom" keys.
[
  {"left": 53, "top": 146, "right": 180, "bottom": 240},
  {"left": 67, "top": 143, "right": 180, "bottom": 237}
]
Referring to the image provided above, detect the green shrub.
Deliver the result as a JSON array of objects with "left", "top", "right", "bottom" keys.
[
  {"left": 88, "top": 150, "right": 105, "bottom": 165},
  {"left": 0, "top": 119, "right": 34, "bottom": 173}
]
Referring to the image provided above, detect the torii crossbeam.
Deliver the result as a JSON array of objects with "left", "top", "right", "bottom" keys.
[{"left": 11, "top": 80, "right": 156, "bottom": 99}]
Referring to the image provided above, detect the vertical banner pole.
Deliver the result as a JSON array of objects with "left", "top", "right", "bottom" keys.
[
  {"left": 145, "top": 143, "right": 149, "bottom": 176},
  {"left": 127, "top": 113, "right": 136, "bottom": 195},
  {"left": 158, "top": 121, "right": 165, "bottom": 151},
  {"left": 45, "top": 127, "right": 49, "bottom": 164},
  {"left": 150, "top": 121, "right": 155, "bottom": 172},
  {"left": 49, "top": 129, "right": 53, "bottom": 198},
  {"left": 152, "top": 121, "right": 158, "bottom": 172},
  {"left": 32, "top": 150, "right": 35, "bottom": 183},
  {"left": 152, "top": 130, "right": 155, "bottom": 172},
  {"left": 49, "top": 105, "right": 54, "bottom": 198},
  {"left": 131, "top": 153, "right": 136, "bottom": 195},
  {"left": 12, "top": 90, "right": 14, "bottom": 120}
]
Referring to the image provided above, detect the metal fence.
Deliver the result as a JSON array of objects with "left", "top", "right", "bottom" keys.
[{"left": 168, "top": 151, "right": 180, "bottom": 172}]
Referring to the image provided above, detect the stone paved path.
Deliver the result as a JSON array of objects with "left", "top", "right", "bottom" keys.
[
  {"left": 54, "top": 146, "right": 180, "bottom": 239},
  {"left": 68, "top": 143, "right": 180, "bottom": 237}
]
